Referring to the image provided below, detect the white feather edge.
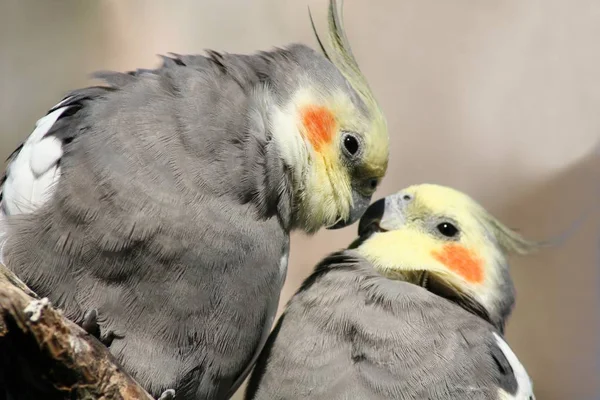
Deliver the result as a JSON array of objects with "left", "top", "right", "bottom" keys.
[
  {"left": 2, "top": 104, "right": 70, "bottom": 216},
  {"left": 0, "top": 101, "right": 72, "bottom": 264},
  {"left": 494, "top": 332, "right": 535, "bottom": 400}
]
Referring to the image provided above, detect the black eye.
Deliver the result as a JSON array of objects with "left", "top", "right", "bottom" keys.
[
  {"left": 343, "top": 134, "right": 360, "bottom": 156},
  {"left": 368, "top": 178, "right": 378, "bottom": 190},
  {"left": 437, "top": 222, "right": 459, "bottom": 238}
]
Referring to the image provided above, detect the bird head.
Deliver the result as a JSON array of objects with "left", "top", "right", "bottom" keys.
[
  {"left": 269, "top": 0, "right": 388, "bottom": 233},
  {"left": 351, "top": 184, "right": 539, "bottom": 332}
]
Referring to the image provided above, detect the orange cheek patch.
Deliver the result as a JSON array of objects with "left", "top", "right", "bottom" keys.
[
  {"left": 300, "top": 105, "right": 337, "bottom": 152},
  {"left": 432, "top": 244, "right": 484, "bottom": 283}
]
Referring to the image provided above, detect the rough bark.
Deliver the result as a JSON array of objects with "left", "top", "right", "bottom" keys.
[{"left": 0, "top": 263, "right": 153, "bottom": 400}]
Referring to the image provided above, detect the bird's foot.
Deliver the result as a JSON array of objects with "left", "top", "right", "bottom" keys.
[
  {"left": 81, "top": 308, "right": 124, "bottom": 347},
  {"left": 158, "top": 389, "right": 176, "bottom": 400},
  {"left": 81, "top": 309, "right": 100, "bottom": 337}
]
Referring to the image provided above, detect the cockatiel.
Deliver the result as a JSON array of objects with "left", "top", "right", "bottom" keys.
[
  {"left": 0, "top": 1, "right": 388, "bottom": 399},
  {"left": 246, "top": 184, "right": 536, "bottom": 400}
]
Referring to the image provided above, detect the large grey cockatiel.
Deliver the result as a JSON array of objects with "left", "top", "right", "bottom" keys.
[
  {"left": 0, "top": 1, "right": 389, "bottom": 399},
  {"left": 246, "top": 184, "right": 536, "bottom": 400}
]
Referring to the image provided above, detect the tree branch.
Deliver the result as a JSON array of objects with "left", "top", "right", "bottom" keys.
[{"left": 0, "top": 263, "right": 153, "bottom": 400}]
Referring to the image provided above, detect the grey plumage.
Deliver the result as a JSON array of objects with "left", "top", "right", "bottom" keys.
[
  {"left": 4, "top": 49, "right": 291, "bottom": 399},
  {"left": 246, "top": 252, "right": 523, "bottom": 400}
]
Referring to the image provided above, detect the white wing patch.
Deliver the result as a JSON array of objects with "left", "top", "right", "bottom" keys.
[
  {"left": 494, "top": 332, "right": 535, "bottom": 400},
  {"left": 0, "top": 101, "right": 71, "bottom": 264},
  {"left": 1, "top": 105, "right": 70, "bottom": 216}
]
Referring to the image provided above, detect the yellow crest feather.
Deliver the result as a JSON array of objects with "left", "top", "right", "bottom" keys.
[{"left": 309, "top": 0, "right": 388, "bottom": 165}]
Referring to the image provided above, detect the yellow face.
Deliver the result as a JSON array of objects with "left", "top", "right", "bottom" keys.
[
  {"left": 271, "top": 0, "right": 389, "bottom": 233},
  {"left": 278, "top": 87, "right": 388, "bottom": 233},
  {"left": 353, "top": 184, "right": 533, "bottom": 314}
]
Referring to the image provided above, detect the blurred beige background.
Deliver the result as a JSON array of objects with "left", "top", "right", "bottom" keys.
[{"left": 1, "top": 0, "right": 599, "bottom": 399}]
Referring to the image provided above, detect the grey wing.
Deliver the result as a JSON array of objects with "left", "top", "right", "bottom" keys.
[
  {"left": 0, "top": 48, "right": 272, "bottom": 228},
  {"left": 0, "top": 53, "right": 215, "bottom": 264},
  {"left": 0, "top": 51, "right": 224, "bottom": 222}
]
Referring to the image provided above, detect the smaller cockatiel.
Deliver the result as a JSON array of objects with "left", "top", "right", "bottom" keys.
[{"left": 246, "top": 184, "right": 537, "bottom": 400}]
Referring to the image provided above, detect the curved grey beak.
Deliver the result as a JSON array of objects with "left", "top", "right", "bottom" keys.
[
  {"left": 327, "top": 190, "right": 373, "bottom": 230},
  {"left": 357, "top": 191, "right": 413, "bottom": 237}
]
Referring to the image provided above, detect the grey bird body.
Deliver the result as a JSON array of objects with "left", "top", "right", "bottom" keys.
[
  {"left": 246, "top": 251, "right": 531, "bottom": 400},
  {"left": 2, "top": 51, "right": 295, "bottom": 399}
]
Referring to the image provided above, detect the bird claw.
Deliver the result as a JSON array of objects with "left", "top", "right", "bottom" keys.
[
  {"left": 100, "top": 330, "right": 125, "bottom": 347},
  {"left": 82, "top": 309, "right": 100, "bottom": 337},
  {"left": 81, "top": 308, "right": 124, "bottom": 347},
  {"left": 158, "top": 389, "right": 176, "bottom": 400}
]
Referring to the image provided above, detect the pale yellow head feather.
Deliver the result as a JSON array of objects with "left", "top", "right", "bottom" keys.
[
  {"left": 311, "top": 0, "right": 388, "bottom": 173},
  {"left": 354, "top": 184, "right": 539, "bottom": 324},
  {"left": 272, "top": 1, "right": 389, "bottom": 232}
]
